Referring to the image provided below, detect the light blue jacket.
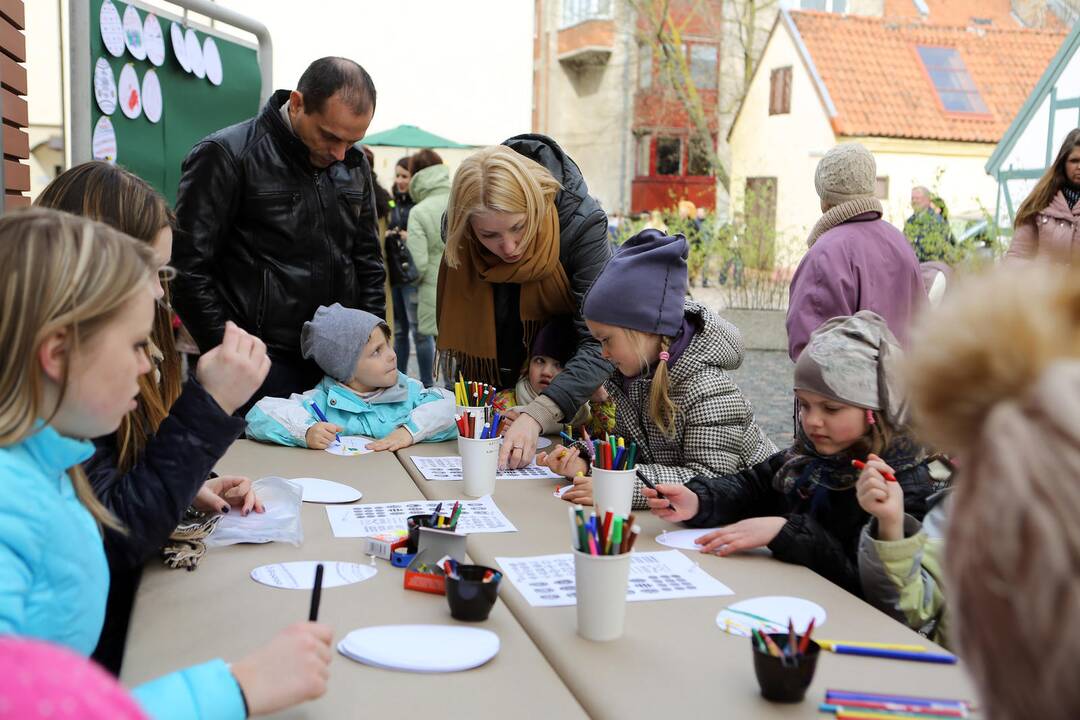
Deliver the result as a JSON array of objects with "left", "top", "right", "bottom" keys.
[
  {"left": 246, "top": 371, "right": 456, "bottom": 447},
  {"left": 0, "top": 426, "right": 245, "bottom": 720}
]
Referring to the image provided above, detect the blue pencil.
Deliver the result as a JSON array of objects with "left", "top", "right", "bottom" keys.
[
  {"left": 826, "top": 690, "right": 970, "bottom": 709},
  {"left": 310, "top": 401, "right": 340, "bottom": 443},
  {"left": 830, "top": 645, "right": 957, "bottom": 664}
]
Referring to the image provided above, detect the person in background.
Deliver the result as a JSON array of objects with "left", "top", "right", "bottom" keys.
[
  {"left": 403, "top": 149, "right": 447, "bottom": 388},
  {"left": 786, "top": 143, "right": 925, "bottom": 360},
  {"left": 1007, "top": 127, "right": 1080, "bottom": 264},
  {"left": 387, "top": 155, "right": 417, "bottom": 379},
  {"left": 903, "top": 185, "right": 952, "bottom": 262}
]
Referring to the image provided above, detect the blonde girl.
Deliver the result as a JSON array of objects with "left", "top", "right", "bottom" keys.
[
  {"left": 541, "top": 229, "right": 776, "bottom": 510},
  {"left": 0, "top": 209, "right": 330, "bottom": 718},
  {"left": 437, "top": 136, "right": 612, "bottom": 469}
]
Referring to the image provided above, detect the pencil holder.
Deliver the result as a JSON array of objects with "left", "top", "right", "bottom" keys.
[
  {"left": 573, "top": 548, "right": 632, "bottom": 642},
  {"left": 591, "top": 467, "right": 636, "bottom": 518},
  {"left": 751, "top": 633, "right": 821, "bottom": 703},
  {"left": 458, "top": 435, "right": 501, "bottom": 497},
  {"left": 405, "top": 514, "right": 435, "bottom": 555},
  {"left": 456, "top": 405, "right": 489, "bottom": 432},
  {"left": 445, "top": 564, "right": 502, "bottom": 622}
]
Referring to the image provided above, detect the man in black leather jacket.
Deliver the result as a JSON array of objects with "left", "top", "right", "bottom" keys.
[{"left": 173, "top": 57, "right": 386, "bottom": 410}]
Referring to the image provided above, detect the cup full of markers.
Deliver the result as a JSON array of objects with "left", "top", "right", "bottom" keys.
[
  {"left": 569, "top": 503, "right": 640, "bottom": 642},
  {"left": 751, "top": 619, "right": 821, "bottom": 703},
  {"left": 455, "top": 403, "right": 502, "bottom": 498},
  {"left": 589, "top": 435, "right": 638, "bottom": 519},
  {"left": 454, "top": 376, "right": 500, "bottom": 428}
]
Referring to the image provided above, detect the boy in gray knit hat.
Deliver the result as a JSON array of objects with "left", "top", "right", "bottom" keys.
[{"left": 245, "top": 303, "right": 456, "bottom": 451}]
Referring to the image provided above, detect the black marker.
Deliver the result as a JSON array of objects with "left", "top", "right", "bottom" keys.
[{"left": 308, "top": 563, "right": 324, "bottom": 622}]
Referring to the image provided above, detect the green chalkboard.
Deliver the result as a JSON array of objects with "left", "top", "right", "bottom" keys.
[{"left": 88, "top": 0, "right": 262, "bottom": 204}]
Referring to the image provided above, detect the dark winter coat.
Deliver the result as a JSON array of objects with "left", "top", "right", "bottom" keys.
[
  {"left": 172, "top": 89, "right": 386, "bottom": 363},
  {"left": 86, "top": 379, "right": 245, "bottom": 674}
]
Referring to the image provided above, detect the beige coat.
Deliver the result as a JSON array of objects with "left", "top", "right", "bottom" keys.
[{"left": 1007, "top": 191, "right": 1080, "bottom": 265}]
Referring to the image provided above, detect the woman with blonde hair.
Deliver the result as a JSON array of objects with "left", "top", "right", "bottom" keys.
[
  {"left": 1007, "top": 127, "right": 1080, "bottom": 263},
  {"left": 35, "top": 162, "right": 269, "bottom": 672},
  {"left": 438, "top": 135, "right": 612, "bottom": 467},
  {"left": 897, "top": 263, "right": 1080, "bottom": 718},
  {"left": 0, "top": 208, "right": 331, "bottom": 718}
]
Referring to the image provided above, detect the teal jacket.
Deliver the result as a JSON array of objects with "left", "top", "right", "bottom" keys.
[
  {"left": 246, "top": 372, "right": 456, "bottom": 446},
  {"left": 0, "top": 426, "right": 246, "bottom": 719},
  {"left": 407, "top": 164, "right": 450, "bottom": 337}
]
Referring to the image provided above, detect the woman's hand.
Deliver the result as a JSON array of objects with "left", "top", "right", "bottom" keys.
[
  {"left": 230, "top": 622, "right": 333, "bottom": 716},
  {"left": 536, "top": 444, "right": 588, "bottom": 478},
  {"left": 692, "top": 517, "right": 787, "bottom": 555},
  {"left": 856, "top": 453, "right": 904, "bottom": 541},
  {"left": 642, "top": 483, "right": 698, "bottom": 522},
  {"left": 305, "top": 422, "right": 343, "bottom": 450},
  {"left": 194, "top": 475, "right": 264, "bottom": 516},
  {"left": 196, "top": 321, "right": 271, "bottom": 415},
  {"left": 560, "top": 473, "right": 593, "bottom": 506},
  {"left": 498, "top": 412, "right": 541, "bottom": 469},
  {"left": 367, "top": 427, "right": 413, "bottom": 452}
]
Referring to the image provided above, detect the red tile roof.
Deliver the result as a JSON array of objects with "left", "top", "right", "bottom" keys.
[
  {"left": 881, "top": 0, "right": 1040, "bottom": 28},
  {"left": 788, "top": 10, "right": 1066, "bottom": 143}
]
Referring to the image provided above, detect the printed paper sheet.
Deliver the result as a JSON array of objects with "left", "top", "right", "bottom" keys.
[
  {"left": 326, "top": 494, "right": 517, "bottom": 538},
  {"left": 411, "top": 455, "right": 561, "bottom": 481}
]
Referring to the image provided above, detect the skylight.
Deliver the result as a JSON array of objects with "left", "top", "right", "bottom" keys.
[{"left": 916, "top": 46, "right": 989, "bottom": 114}]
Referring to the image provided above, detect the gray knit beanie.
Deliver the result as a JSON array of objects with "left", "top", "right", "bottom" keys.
[
  {"left": 301, "top": 303, "right": 386, "bottom": 383},
  {"left": 814, "top": 143, "right": 876, "bottom": 208}
]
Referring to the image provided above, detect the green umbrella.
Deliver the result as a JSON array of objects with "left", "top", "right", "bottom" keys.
[{"left": 358, "top": 124, "right": 473, "bottom": 149}]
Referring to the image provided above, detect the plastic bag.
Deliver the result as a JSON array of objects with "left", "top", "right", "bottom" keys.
[{"left": 205, "top": 476, "right": 303, "bottom": 548}]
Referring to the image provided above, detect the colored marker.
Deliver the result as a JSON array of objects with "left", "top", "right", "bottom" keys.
[
  {"left": 309, "top": 401, "right": 340, "bottom": 443},
  {"left": 852, "top": 459, "right": 898, "bottom": 482},
  {"left": 308, "top": 563, "right": 324, "bottom": 622},
  {"left": 830, "top": 645, "right": 957, "bottom": 664}
]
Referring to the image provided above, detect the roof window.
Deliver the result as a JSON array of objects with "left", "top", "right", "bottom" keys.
[{"left": 916, "top": 45, "right": 989, "bottom": 114}]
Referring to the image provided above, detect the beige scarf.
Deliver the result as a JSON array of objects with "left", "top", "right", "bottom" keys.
[{"left": 806, "top": 197, "right": 883, "bottom": 247}]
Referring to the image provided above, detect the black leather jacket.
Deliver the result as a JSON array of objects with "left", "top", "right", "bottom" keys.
[{"left": 173, "top": 90, "right": 386, "bottom": 359}]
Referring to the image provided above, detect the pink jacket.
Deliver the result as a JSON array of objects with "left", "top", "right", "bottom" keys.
[{"left": 1007, "top": 191, "right": 1080, "bottom": 265}]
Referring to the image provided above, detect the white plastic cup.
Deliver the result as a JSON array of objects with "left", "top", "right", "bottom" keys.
[
  {"left": 458, "top": 435, "right": 501, "bottom": 497},
  {"left": 591, "top": 467, "right": 636, "bottom": 518},
  {"left": 456, "top": 405, "right": 490, "bottom": 438},
  {"left": 574, "top": 548, "right": 632, "bottom": 641}
]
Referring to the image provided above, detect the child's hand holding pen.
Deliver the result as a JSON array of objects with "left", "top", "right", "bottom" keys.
[
  {"left": 536, "top": 444, "right": 588, "bottom": 479},
  {"left": 305, "top": 422, "right": 344, "bottom": 450},
  {"left": 855, "top": 453, "right": 905, "bottom": 541},
  {"left": 560, "top": 472, "right": 593, "bottom": 506},
  {"left": 642, "top": 483, "right": 698, "bottom": 522}
]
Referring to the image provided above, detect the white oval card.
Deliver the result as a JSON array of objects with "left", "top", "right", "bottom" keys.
[
  {"left": 251, "top": 561, "right": 376, "bottom": 590},
  {"left": 338, "top": 625, "right": 500, "bottom": 673},
  {"left": 291, "top": 477, "right": 362, "bottom": 504},
  {"left": 716, "top": 596, "right": 827, "bottom": 637}
]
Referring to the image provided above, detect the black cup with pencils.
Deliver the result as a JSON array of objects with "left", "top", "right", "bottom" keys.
[
  {"left": 444, "top": 560, "right": 502, "bottom": 622},
  {"left": 751, "top": 620, "right": 821, "bottom": 703}
]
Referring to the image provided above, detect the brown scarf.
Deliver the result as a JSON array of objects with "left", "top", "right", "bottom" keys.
[
  {"left": 436, "top": 204, "right": 576, "bottom": 384},
  {"left": 806, "top": 197, "right": 883, "bottom": 247}
]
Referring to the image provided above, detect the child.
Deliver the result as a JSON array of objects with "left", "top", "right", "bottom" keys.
[
  {"left": 495, "top": 317, "right": 613, "bottom": 436},
  {"left": 0, "top": 209, "right": 330, "bottom": 718},
  {"left": 880, "top": 264, "right": 1080, "bottom": 719},
  {"left": 246, "top": 303, "right": 456, "bottom": 451},
  {"left": 539, "top": 229, "right": 776, "bottom": 508},
  {"left": 643, "top": 311, "right": 940, "bottom": 596}
]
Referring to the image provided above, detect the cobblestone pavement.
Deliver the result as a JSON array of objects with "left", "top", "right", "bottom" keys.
[{"left": 730, "top": 350, "right": 795, "bottom": 449}]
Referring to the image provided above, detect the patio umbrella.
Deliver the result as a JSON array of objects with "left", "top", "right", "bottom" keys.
[{"left": 359, "top": 124, "right": 473, "bottom": 149}]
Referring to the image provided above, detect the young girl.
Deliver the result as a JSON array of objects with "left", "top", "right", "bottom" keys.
[
  {"left": 246, "top": 303, "right": 456, "bottom": 451},
  {"left": 0, "top": 209, "right": 330, "bottom": 718},
  {"left": 643, "top": 311, "right": 940, "bottom": 596},
  {"left": 539, "top": 229, "right": 776, "bottom": 509},
  {"left": 495, "top": 316, "right": 614, "bottom": 435}
]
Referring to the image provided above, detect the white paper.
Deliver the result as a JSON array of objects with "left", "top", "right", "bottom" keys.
[
  {"left": 536, "top": 436, "right": 552, "bottom": 450},
  {"left": 291, "top": 477, "right": 362, "bottom": 504},
  {"left": 143, "top": 14, "right": 165, "bottom": 66},
  {"left": 202, "top": 36, "right": 223, "bottom": 85},
  {"left": 495, "top": 550, "right": 734, "bottom": 607},
  {"left": 250, "top": 561, "right": 376, "bottom": 590},
  {"left": 411, "top": 455, "right": 562, "bottom": 481},
  {"left": 326, "top": 495, "right": 517, "bottom": 538},
  {"left": 715, "top": 596, "right": 827, "bottom": 637},
  {"left": 141, "top": 68, "right": 162, "bottom": 123},
  {"left": 117, "top": 63, "right": 141, "bottom": 119},
  {"left": 99, "top": 0, "right": 125, "bottom": 58},
  {"left": 93, "top": 58, "right": 117, "bottom": 115},
  {"left": 170, "top": 22, "right": 190, "bottom": 73},
  {"left": 656, "top": 528, "right": 724, "bottom": 552},
  {"left": 92, "top": 115, "right": 117, "bottom": 163},
  {"left": 338, "top": 625, "right": 499, "bottom": 673},
  {"left": 122, "top": 4, "right": 145, "bottom": 60},
  {"left": 325, "top": 435, "right": 374, "bottom": 456},
  {"left": 554, "top": 484, "right": 573, "bottom": 499},
  {"left": 185, "top": 28, "right": 205, "bottom": 79}
]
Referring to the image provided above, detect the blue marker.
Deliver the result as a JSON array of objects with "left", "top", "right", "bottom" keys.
[{"left": 310, "top": 400, "right": 340, "bottom": 443}]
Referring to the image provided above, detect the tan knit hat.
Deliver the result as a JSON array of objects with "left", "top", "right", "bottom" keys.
[{"left": 814, "top": 143, "right": 876, "bottom": 207}]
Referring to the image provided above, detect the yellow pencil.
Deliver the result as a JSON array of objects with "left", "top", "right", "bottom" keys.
[{"left": 816, "top": 639, "right": 928, "bottom": 652}]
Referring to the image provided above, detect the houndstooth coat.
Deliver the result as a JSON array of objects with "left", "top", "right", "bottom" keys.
[{"left": 606, "top": 301, "right": 778, "bottom": 509}]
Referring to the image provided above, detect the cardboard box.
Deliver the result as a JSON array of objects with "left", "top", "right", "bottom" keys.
[{"left": 403, "top": 526, "right": 467, "bottom": 595}]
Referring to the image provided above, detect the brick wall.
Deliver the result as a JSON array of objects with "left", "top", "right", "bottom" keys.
[{"left": 0, "top": 0, "right": 28, "bottom": 211}]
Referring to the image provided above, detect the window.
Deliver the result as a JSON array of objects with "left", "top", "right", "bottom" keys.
[
  {"left": 656, "top": 137, "right": 681, "bottom": 175},
  {"left": 916, "top": 46, "right": 989, "bottom": 114},
  {"left": 769, "top": 66, "right": 792, "bottom": 115},
  {"left": 689, "top": 44, "right": 718, "bottom": 90},
  {"left": 638, "top": 44, "right": 652, "bottom": 89},
  {"left": 687, "top": 134, "right": 713, "bottom": 176},
  {"left": 635, "top": 134, "right": 651, "bottom": 176},
  {"left": 875, "top": 176, "right": 889, "bottom": 200},
  {"left": 560, "top": 0, "right": 612, "bottom": 28}
]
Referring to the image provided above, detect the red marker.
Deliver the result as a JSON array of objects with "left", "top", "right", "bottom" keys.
[{"left": 852, "top": 459, "right": 897, "bottom": 482}]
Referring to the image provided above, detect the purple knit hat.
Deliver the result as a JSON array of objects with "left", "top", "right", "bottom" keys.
[
  {"left": 583, "top": 228, "right": 688, "bottom": 337},
  {"left": 530, "top": 316, "right": 575, "bottom": 365}
]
